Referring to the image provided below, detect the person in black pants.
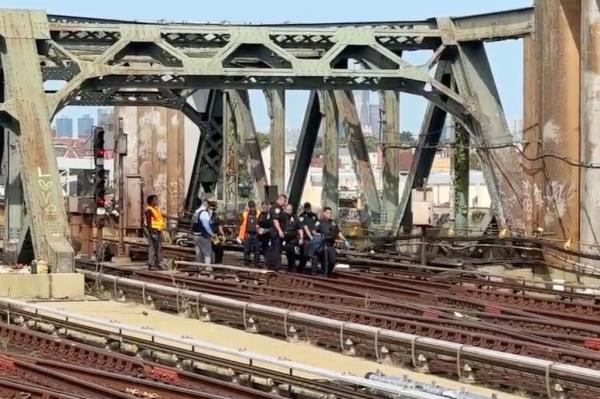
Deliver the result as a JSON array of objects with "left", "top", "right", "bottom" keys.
[
  {"left": 314, "top": 206, "right": 346, "bottom": 276},
  {"left": 282, "top": 204, "right": 303, "bottom": 272},
  {"left": 297, "top": 202, "right": 319, "bottom": 274},
  {"left": 209, "top": 202, "right": 225, "bottom": 264},
  {"left": 257, "top": 201, "right": 271, "bottom": 266},
  {"left": 237, "top": 200, "right": 261, "bottom": 266},
  {"left": 266, "top": 194, "right": 287, "bottom": 271}
]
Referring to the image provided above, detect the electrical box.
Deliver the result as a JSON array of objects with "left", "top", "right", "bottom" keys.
[
  {"left": 68, "top": 196, "right": 95, "bottom": 214},
  {"left": 116, "top": 133, "right": 128, "bottom": 155},
  {"left": 412, "top": 187, "right": 433, "bottom": 226}
]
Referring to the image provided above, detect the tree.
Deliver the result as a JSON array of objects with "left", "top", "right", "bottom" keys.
[{"left": 399, "top": 130, "right": 415, "bottom": 145}]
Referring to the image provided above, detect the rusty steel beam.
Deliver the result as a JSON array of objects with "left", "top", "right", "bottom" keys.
[
  {"left": 320, "top": 91, "right": 339, "bottom": 214},
  {"left": 535, "top": 0, "right": 581, "bottom": 243},
  {"left": 0, "top": 11, "right": 73, "bottom": 272},
  {"left": 581, "top": 0, "right": 600, "bottom": 256},
  {"left": 447, "top": 28, "right": 525, "bottom": 232},
  {"left": 286, "top": 91, "right": 320, "bottom": 209},
  {"left": 394, "top": 62, "right": 451, "bottom": 232},
  {"left": 380, "top": 91, "right": 400, "bottom": 227},
  {"left": 265, "top": 89, "right": 286, "bottom": 194},
  {"left": 452, "top": 120, "right": 470, "bottom": 233},
  {"left": 222, "top": 92, "right": 239, "bottom": 215},
  {"left": 335, "top": 90, "right": 381, "bottom": 222},
  {"left": 228, "top": 90, "right": 268, "bottom": 203}
]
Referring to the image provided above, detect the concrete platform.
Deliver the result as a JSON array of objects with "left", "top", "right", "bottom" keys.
[
  {"left": 41, "top": 299, "right": 524, "bottom": 399},
  {"left": 0, "top": 273, "right": 84, "bottom": 299}
]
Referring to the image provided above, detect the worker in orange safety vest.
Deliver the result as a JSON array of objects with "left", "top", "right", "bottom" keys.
[
  {"left": 237, "top": 200, "right": 261, "bottom": 267},
  {"left": 144, "top": 194, "right": 165, "bottom": 270}
]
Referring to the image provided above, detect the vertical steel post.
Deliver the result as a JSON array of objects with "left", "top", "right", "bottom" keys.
[
  {"left": 380, "top": 91, "right": 400, "bottom": 227},
  {"left": 286, "top": 91, "right": 321, "bottom": 209},
  {"left": 335, "top": 90, "right": 381, "bottom": 222},
  {"left": 0, "top": 11, "right": 73, "bottom": 272},
  {"left": 222, "top": 92, "right": 239, "bottom": 216},
  {"left": 581, "top": 0, "right": 600, "bottom": 255},
  {"left": 265, "top": 89, "right": 286, "bottom": 194},
  {"left": 321, "top": 91, "right": 339, "bottom": 214},
  {"left": 452, "top": 120, "right": 470, "bottom": 234}
]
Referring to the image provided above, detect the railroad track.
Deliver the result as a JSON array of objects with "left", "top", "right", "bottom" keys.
[
  {"left": 76, "top": 266, "right": 600, "bottom": 398},
  {"left": 81, "top": 260, "right": 600, "bottom": 351},
  {"left": 0, "top": 320, "right": 282, "bottom": 399}
]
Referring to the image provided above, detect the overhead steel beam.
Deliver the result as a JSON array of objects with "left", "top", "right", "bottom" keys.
[
  {"left": 321, "top": 91, "right": 339, "bottom": 214},
  {"left": 394, "top": 62, "right": 452, "bottom": 232},
  {"left": 265, "top": 89, "right": 286, "bottom": 194},
  {"left": 335, "top": 90, "right": 381, "bottom": 222},
  {"left": 380, "top": 90, "right": 400, "bottom": 227},
  {"left": 286, "top": 91, "right": 320, "bottom": 209},
  {"left": 228, "top": 90, "right": 268, "bottom": 202}
]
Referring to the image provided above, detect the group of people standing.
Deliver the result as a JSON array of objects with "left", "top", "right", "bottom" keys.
[
  {"left": 144, "top": 193, "right": 347, "bottom": 276},
  {"left": 236, "top": 194, "right": 347, "bottom": 276}
]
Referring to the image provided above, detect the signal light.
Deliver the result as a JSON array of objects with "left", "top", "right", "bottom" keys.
[{"left": 93, "top": 126, "right": 107, "bottom": 226}]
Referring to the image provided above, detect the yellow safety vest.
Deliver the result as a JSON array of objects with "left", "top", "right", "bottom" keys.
[{"left": 147, "top": 206, "right": 165, "bottom": 231}]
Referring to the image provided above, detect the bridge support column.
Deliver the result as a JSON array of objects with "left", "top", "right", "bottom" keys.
[
  {"left": 452, "top": 120, "right": 470, "bottom": 234},
  {"left": 0, "top": 11, "right": 73, "bottom": 272},
  {"left": 222, "top": 91, "right": 239, "bottom": 215},
  {"left": 265, "top": 89, "right": 285, "bottom": 194},
  {"left": 287, "top": 91, "right": 320, "bottom": 209},
  {"left": 229, "top": 90, "right": 268, "bottom": 203},
  {"left": 380, "top": 91, "right": 400, "bottom": 228},
  {"left": 321, "top": 91, "right": 339, "bottom": 215},
  {"left": 581, "top": 0, "right": 600, "bottom": 255},
  {"left": 335, "top": 90, "right": 380, "bottom": 223}
]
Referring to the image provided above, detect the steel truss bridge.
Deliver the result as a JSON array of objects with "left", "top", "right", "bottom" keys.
[{"left": 0, "top": 8, "right": 533, "bottom": 272}]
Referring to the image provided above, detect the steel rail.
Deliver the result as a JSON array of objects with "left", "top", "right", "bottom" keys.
[
  {"left": 6, "top": 309, "right": 379, "bottom": 399},
  {"left": 73, "top": 271, "right": 600, "bottom": 391},
  {"left": 0, "top": 297, "right": 447, "bottom": 399}
]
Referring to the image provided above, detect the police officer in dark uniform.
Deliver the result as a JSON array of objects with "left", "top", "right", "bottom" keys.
[
  {"left": 266, "top": 194, "right": 287, "bottom": 270},
  {"left": 298, "top": 202, "right": 319, "bottom": 274},
  {"left": 314, "top": 206, "right": 346, "bottom": 276},
  {"left": 257, "top": 201, "right": 271, "bottom": 265},
  {"left": 209, "top": 201, "right": 225, "bottom": 264},
  {"left": 282, "top": 204, "right": 303, "bottom": 272}
]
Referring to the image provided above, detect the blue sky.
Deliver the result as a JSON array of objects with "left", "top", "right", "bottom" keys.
[{"left": 5, "top": 0, "right": 531, "bottom": 133}]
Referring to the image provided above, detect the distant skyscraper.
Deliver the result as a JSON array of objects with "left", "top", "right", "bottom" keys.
[
  {"left": 97, "top": 108, "right": 115, "bottom": 132},
  {"left": 55, "top": 117, "right": 73, "bottom": 138},
  {"left": 77, "top": 114, "right": 94, "bottom": 138}
]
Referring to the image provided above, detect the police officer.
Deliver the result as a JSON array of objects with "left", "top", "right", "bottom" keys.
[
  {"left": 237, "top": 200, "right": 261, "bottom": 266},
  {"left": 314, "top": 206, "right": 347, "bottom": 276},
  {"left": 266, "top": 194, "right": 287, "bottom": 270},
  {"left": 282, "top": 204, "right": 303, "bottom": 272},
  {"left": 298, "top": 202, "right": 319, "bottom": 274},
  {"left": 257, "top": 201, "right": 271, "bottom": 265}
]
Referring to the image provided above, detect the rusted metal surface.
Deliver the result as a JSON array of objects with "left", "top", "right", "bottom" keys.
[
  {"left": 380, "top": 91, "right": 400, "bottom": 227},
  {"left": 117, "top": 106, "right": 186, "bottom": 224},
  {"left": 581, "top": 0, "right": 600, "bottom": 256},
  {"left": 335, "top": 90, "right": 381, "bottom": 222},
  {"left": 0, "top": 10, "right": 73, "bottom": 272},
  {"left": 534, "top": 0, "right": 581, "bottom": 242},
  {"left": 77, "top": 265, "right": 600, "bottom": 398},
  {"left": 265, "top": 89, "right": 286, "bottom": 193},
  {"left": 320, "top": 91, "right": 339, "bottom": 213}
]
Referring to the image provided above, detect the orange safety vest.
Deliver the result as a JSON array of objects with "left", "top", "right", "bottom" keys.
[
  {"left": 147, "top": 206, "right": 165, "bottom": 231},
  {"left": 237, "top": 210, "right": 260, "bottom": 241}
]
